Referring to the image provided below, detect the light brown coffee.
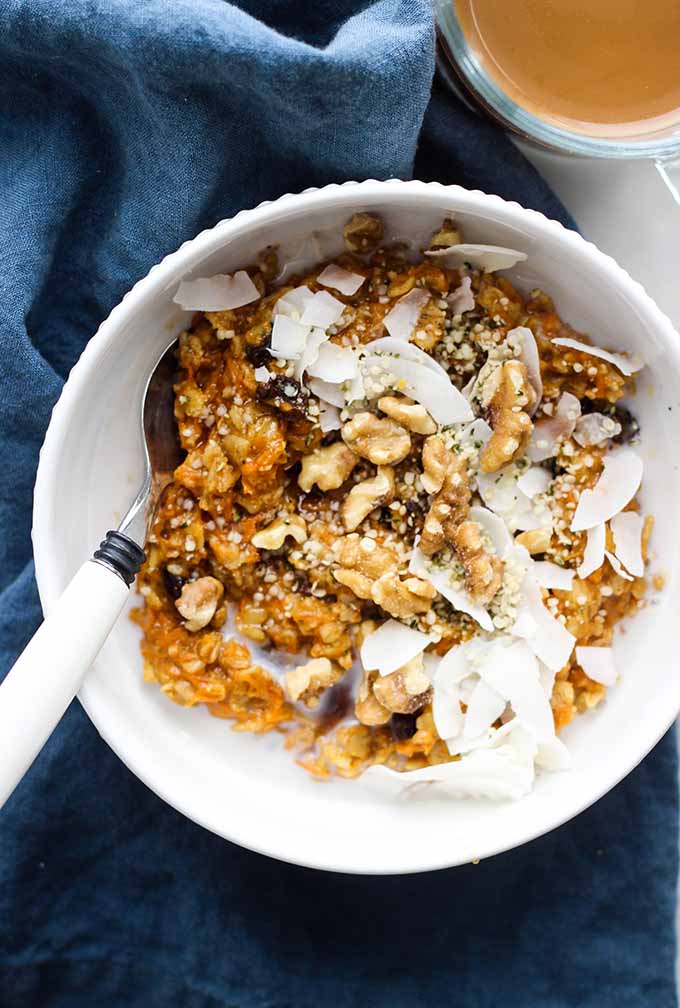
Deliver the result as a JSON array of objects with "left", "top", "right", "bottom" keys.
[{"left": 455, "top": 0, "right": 680, "bottom": 138}]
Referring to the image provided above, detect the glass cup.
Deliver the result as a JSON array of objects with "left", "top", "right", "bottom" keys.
[{"left": 434, "top": 0, "right": 680, "bottom": 202}]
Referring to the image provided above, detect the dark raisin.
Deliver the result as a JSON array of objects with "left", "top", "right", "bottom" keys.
[
  {"left": 321, "top": 432, "right": 338, "bottom": 447},
  {"left": 611, "top": 405, "right": 640, "bottom": 445},
  {"left": 162, "top": 567, "right": 184, "bottom": 600},
  {"left": 255, "top": 375, "right": 309, "bottom": 416},
  {"left": 246, "top": 341, "right": 272, "bottom": 367},
  {"left": 546, "top": 457, "right": 565, "bottom": 479},
  {"left": 405, "top": 497, "right": 426, "bottom": 516},
  {"left": 390, "top": 712, "right": 420, "bottom": 741}
]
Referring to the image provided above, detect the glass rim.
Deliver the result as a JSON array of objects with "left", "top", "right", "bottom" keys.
[{"left": 435, "top": 1, "right": 680, "bottom": 161}]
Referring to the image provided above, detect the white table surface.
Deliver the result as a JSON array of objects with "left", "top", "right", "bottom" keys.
[
  {"left": 519, "top": 147, "right": 680, "bottom": 980},
  {"left": 518, "top": 146, "right": 680, "bottom": 329}
]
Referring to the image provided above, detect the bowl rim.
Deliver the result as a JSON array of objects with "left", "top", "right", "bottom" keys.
[{"left": 31, "top": 179, "right": 680, "bottom": 874}]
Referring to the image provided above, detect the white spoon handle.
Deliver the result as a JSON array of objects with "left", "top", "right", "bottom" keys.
[{"left": 0, "top": 558, "right": 132, "bottom": 808}]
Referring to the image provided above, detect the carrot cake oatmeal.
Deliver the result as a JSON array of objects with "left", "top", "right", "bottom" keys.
[{"left": 132, "top": 213, "right": 651, "bottom": 801}]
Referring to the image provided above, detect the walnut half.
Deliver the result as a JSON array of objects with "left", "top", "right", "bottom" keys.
[
  {"left": 251, "top": 514, "right": 307, "bottom": 550},
  {"left": 284, "top": 657, "right": 341, "bottom": 709},
  {"left": 419, "top": 450, "right": 471, "bottom": 557},
  {"left": 378, "top": 396, "right": 437, "bottom": 435},
  {"left": 452, "top": 520, "right": 504, "bottom": 605},
  {"left": 341, "top": 466, "right": 394, "bottom": 532},
  {"left": 341, "top": 412, "right": 411, "bottom": 466},
  {"left": 371, "top": 571, "right": 435, "bottom": 618},
  {"left": 175, "top": 576, "right": 224, "bottom": 632},
  {"left": 480, "top": 360, "right": 536, "bottom": 473},
  {"left": 372, "top": 654, "right": 432, "bottom": 714},
  {"left": 298, "top": 442, "right": 358, "bottom": 493},
  {"left": 332, "top": 533, "right": 399, "bottom": 600}
]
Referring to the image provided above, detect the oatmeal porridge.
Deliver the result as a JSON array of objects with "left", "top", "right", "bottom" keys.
[{"left": 132, "top": 213, "right": 652, "bottom": 800}]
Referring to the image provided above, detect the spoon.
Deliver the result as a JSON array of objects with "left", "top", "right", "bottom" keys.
[{"left": 0, "top": 339, "right": 182, "bottom": 808}]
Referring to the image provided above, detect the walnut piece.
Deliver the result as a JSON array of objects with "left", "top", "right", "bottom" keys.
[
  {"left": 429, "top": 217, "right": 461, "bottom": 249},
  {"left": 480, "top": 360, "right": 536, "bottom": 473},
  {"left": 333, "top": 567, "right": 373, "bottom": 600},
  {"left": 251, "top": 514, "right": 307, "bottom": 550},
  {"left": 372, "top": 654, "right": 432, "bottom": 714},
  {"left": 419, "top": 452, "right": 470, "bottom": 556},
  {"left": 332, "top": 533, "right": 399, "bottom": 601},
  {"left": 341, "top": 412, "right": 411, "bottom": 466},
  {"left": 371, "top": 571, "right": 435, "bottom": 618},
  {"left": 175, "top": 576, "right": 224, "bottom": 632},
  {"left": 421, "top": 435, "right": 452, "bottom": 494},
  {"left": 378, "top": 396, "right": 437, "bottom": 435},
  {"left": 515, "top": 527, "right": 552, "bottom": 554},
  {"left": 452, "top": 520, "right": 504, "bottom": 605},
  {"left": 343, "top": 212, "right": 383, "bottom": 253},
  {"left": 341, "top": 465, "right": 394, "bottom": 532},
  {"left": 355, "top": 670, "right": 391, "bottom": 726},
  {"left": 284, "top": 657, "right": 341, "bottom": 708},
  {"left": 298, "top": 442, "right": 358, "bottom": 493}
]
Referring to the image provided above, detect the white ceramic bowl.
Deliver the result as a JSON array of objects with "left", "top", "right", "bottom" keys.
[{"left": 33, "top": 180, "right": 680, "bottom": 874}]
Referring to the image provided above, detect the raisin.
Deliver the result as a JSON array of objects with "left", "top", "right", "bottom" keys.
[
  {"left": 255, "top": 375, "right": 309, "bottom": 416},
  {"left": 162, "top": 567, "right": 184, "bottom": 600},
  {"left": 390, "top": 712, "right": 420, "bottom": 741},
  {"left": 611, "top": 405, "right": 640, "bottom": 445},
  {"left": 246, "top": 341, "right": 272, "bottom": 367}
]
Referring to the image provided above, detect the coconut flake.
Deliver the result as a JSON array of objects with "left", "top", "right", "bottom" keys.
[
  {"left": 532, "top": 561, "right": 575, "bottom": 591},
  {"left": 360, "top": 354, "right": 473, "bottom": 425},
  {"left": 306, "top": 342, "right": 358, "bottom": 383},
  {"left": 360, "top": 620, "right": 432, "bottom": 678},
  {"left": 464, "top": 679, "right": 506, "bottom": 738},
  {"left": 577, "top": 524, "right": 606, "bottom": 579},
  {"left": 571, "top": 447, "right": 643, "bottom": 532},
  {"left": 270, "top": 315, "right": 310, "bottom": 359},
  {"left": 476, "top": 466, "right": 548, "bottom": 534},
  {"left": 307, "top": 377, "right": 345, "bottom": 408},
  {"left": 469, "top": 504, "right": 513, "bottom": 557},
  {"left": 317, "top": 264, "right": 365, "bottom": 296},
  {"left": 447, "top": 275, "right": 475, "bottom": 316},
  {"left": 551, "top": 336, "right": 644, "bottom": 376},
  {"left": 573, "top": 412, "right": 622, "bottom": 447},
  {"left": 527, "top": 392, "right": 581, "bottom": 462},
  {"left": 409, "top": 545, "right": 494, "bottom": 631},
  {"left": 478, "top": 640, "right": 555, "bottom": 742},
  {"left": 509, "top": 326, "right": 542, "bottom": 412},
  {"left": 365, "top": 337, "right": 450, "bottom": 380},
  {"left": 253, "top": 366, "right": 271, "bottom": 383},
  {"left": 294, "top": 328, "right": 329, "bottom": 381},
  {"left": 517, "top": 466, "right": 551, "bottom": 499},
  {"left": 536, "top": 736, "right": 571, "bottom": 771},
  {"left": 605, "top": 550, "right": 634, "bottom": 581},
  {"left": 359, "top": 726, "right": 536, "bottom": 801},
  {"left": 514, "top": 575, "right": 575, "bottom": 672},
  {"left": 173, "top": 271, "right": 260, "bottom": 312},
  {"left": 576, "top": 645, "right": 617, "bottom": 686},
  {"left": 318, "top": 402, "right": 342, "bottom": 432},
  {"left": 433, "top": 681, "right": 464, "bottom": 741},
  {"left": 300, "top": 290, "right": 346, "bottom": 329},
  {"left": 273, "top": 285, "right": 315, "bottom": 319},
  {"left": 610, "top": 511, "right": 645, "bottom": 577},
  {"left": 382, "top": 288, "right": 430, "bottom": 341},
  {"left": 425, "top": 244, "right": 527, "bottom": 272},
  {"left": 433, "top": 644, "right": 471, "bottom": 690}
]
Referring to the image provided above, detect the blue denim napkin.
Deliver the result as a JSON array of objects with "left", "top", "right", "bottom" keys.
[{"left": 0, "top": 2, "right": 676, "bottom": 1006}]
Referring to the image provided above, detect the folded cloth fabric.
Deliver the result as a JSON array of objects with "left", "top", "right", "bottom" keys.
[{"left": 0, "top": 2, "right": 676, "bottom": 1006}]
